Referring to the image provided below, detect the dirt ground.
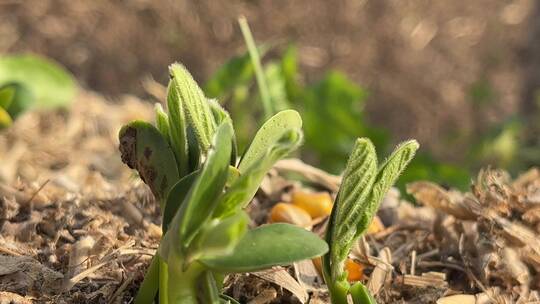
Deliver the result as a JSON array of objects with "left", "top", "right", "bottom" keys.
[
  {"left": 1, "top": 93, "right": 539, "bottom": 303},
  {"left": 2, "top": 0, "right": 539, "bottom": 161}
]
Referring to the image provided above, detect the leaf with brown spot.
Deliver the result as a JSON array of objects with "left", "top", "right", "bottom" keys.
[{"left": 118, "top": 120, "right": 179, "bottom": 208}]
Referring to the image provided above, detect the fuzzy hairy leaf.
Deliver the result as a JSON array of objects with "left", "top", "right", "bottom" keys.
[
  {"left": 166, "top": 80, "right": 190, "bottom": 177},
  {"left": 328, "top": 138, "right": 378, "bottom": 281},
  {"left": 155, "top": 103, "right": 170, "bottom": 140},
  {"left": 213, "top": 129, "right": 302, "bottom": 219},
  {"left": 201, "top": 223, "right": 328, "bottom": 272},
  {"left": 363, "top": 140, "right": 418, "bottom": 235},
  {"left": 176, "top": 122, "right": 233, "bottom": 251},
  {"left": 118, "top": 121, "right": 179, "bottom": 206},
  {"left": 238, "top": 109, "right": 302, "bottom": 173},
  {"left": 326, "top": 139, "right": 418, "bottom": 284},
  {"left": 169, "top": 63, "right": 216, "bottom": 153}
]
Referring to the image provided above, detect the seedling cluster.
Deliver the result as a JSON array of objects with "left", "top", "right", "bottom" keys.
[
  {"left": 119, "top": 58, "right": 418, "bottom": 303},
  {"left": 118, "top": 64, "right": 328, "bottom": 303}
]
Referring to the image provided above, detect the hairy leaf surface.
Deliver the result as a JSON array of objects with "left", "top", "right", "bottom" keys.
[{"left": 169, "top": 63, "right": 216, "bottom": 152}]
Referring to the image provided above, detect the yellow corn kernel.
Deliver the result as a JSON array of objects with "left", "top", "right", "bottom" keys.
[
  {"left": 291, "top": 190, "right": 333, "bottom": 218},
  {"left": 311, "top": 257, "right": 364, "bottom": 282},
  {"left": 366, "top": 216, "right": 384, "bottom": 235},
  {"left": 269, "top": 202, "right": 312, "bottom": 227},
  {"left": 346, "top": 259, "right": 364, "bottom": 282}
]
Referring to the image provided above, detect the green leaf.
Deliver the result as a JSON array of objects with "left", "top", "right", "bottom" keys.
[
  {"left": 166, "top": 78, "right": 190, "bottom": 177},
  {"left": 208, "top": 99, "right": 237, "bottom": 165},
  {"left": 190, "top": 212, "right": 249, "bottom": 261},
  {"left": 1, "top": 82, "right": 34, "bottom": 119},
  {"left": 162, "top": 171, "right": 199, "bottom": 232},
  {"left": 368, "top": 140, "right": 419, "bottom": 234},
  {"left": 238, "top": 109, "right": 302, "bottom": 173},
  {"left": 0, "top": 85, "right": 15, "bottom": 109},
  {"left": 350, "top": 282, "right": 377, "bottom": 304},
  {"left": 169, "top": 63, "right": 216, "bottom": 153},
  {"left": 176, "top": 122, "right": 233, "bottom": 250},
  {"left": 196, "top": 271, "right": 221, "bottom": 304},
  {"left": 0, "top": 107, "right": 12, "bottom": 129},
  {"left": 118, "top": 121, "right": 180, "bottom": 205},
  {"left": 213, "top": 129, "right": 302, "bottom": 218},
  {"left": 0, "top": 54, "right": 76, "bottom": 109},
  {"left": 133, "top": 255, "right": 160, "bottom": 304},
  {"left": 329, "top": 138, "right": 378, "bottom": 281},
  {"left": 155, "top": 103, "right": 170, "bottom": 141},
  {"left": 201, "top": 223, "right": 328, "bottom": 272}
]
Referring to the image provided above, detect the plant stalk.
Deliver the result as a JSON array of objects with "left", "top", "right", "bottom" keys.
[{"left": 238, "top": 16, "right": 273, "bottom": 119}]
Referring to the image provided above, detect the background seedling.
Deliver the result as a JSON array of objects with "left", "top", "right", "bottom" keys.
[
  {"left": 0, "top": 54, "right": 76, "bottom": 129},
  {"left": 118, "top": 63, "right": 328, "bottom": 303},
  {"left": 322, "top": 138, "right": 418, "bottom": 304}
]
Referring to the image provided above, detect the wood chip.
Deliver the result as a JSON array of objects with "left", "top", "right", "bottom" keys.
[{"left": 403, "top": 272, "right": 448, "bottom": 288}]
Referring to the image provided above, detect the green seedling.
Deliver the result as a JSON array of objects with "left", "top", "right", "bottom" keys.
[
  {"left": 118, "top": 63, "right": 328, "bottom": 303},
  {"left": 0, "top": 54, "right": 76, "bottom": 129},
  {"left": 322, "top": 138, "right": 419, "bottom": 304}
]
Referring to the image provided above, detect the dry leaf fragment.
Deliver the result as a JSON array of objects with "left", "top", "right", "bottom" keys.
[
  {"left": 368, "top": 247, "right": 393, "bottom": 296},
  {"left": 407, "top": 182, "right": 476, "bottom": 220},
  {"left": 253, "top": 268, "right": 308, "bottom": 303}
]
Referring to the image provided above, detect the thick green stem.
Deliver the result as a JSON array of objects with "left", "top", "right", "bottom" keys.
[
  {"left": 166, "top": 257, "right": 204, "bottom": 304},
  {"left": 160, "top": 260, "right": 169, "bottom": 304}
]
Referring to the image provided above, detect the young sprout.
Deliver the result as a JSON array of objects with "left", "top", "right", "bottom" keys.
[
  {"left": 118, "top": 63, "right": 328, "bottom": 303},
  {"left": 322, "top": 138, "right": 419, "bottom": 304}
]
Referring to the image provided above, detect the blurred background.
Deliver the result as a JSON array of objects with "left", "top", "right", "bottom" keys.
[{"left": 2, "top": 0, "right": 540, "bottom": 190}]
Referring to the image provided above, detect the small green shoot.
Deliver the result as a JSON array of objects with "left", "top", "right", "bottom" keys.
[
  {"left": 323, "top": 138, "right": 419, "bottom": 304},
  {"left": 118, "top": 63, "right": 328, "bottom": 303},
  {"left": 238, "top": 16, "right": 274, "bottom": 119}
]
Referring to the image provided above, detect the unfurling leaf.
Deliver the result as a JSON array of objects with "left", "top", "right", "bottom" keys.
[
  {"left": 365, "top": 140, "right": 418, "bottom": 236},
  {"left": 328, "top": 138, "right": 377, "bottom": 281},
  {"left": 118, "top": 121, "right": 179, "bottom": 205},
  {"left": 201, "top": 223, "right": 328, "bottom": 272},
  {"left": 169, "top": 63, "right": 216, "bottom": 153},
  {"left": 166, "top": 79, "right": 190, "bottom": 176}
]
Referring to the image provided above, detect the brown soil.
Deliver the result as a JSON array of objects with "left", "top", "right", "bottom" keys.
[
  {"left": 1, "top": 93, "right": 539, "bottom": 303},
  {"left": 2, "top": 0, "right": 540, "bottom": 161}
]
